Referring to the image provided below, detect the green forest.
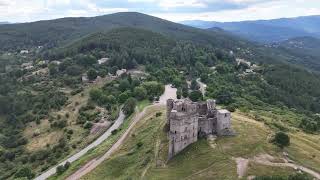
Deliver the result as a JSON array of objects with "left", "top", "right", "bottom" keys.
[{"left": 0, "top": 13, "right": 320, "bottom": 179}]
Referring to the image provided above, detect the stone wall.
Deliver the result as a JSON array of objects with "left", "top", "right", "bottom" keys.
[{"left": 167, "top": 98, "right": 233, "bottom": 159}]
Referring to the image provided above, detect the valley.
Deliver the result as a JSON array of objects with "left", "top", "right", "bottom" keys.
[{"left": 0, "top": 12, "right": 320, "bottom": 180}]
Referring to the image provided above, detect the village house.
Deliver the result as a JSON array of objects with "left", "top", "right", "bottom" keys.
[
  {"left": 82, "top": 74, "right": 89, "bottom": 83},
  {"left": 98, "top": 58, "right": 109, "bottom": 65},
  {"left": 51, "top": 60, "right": 61, "bottom": 65},
  {"left": 116, "top": 69, "right": 127, "bottom": 77},
  {"left": 20, "top": 50, "right": 29, "bottom": 54},
  {"left": 21, "top": 62, "right": 34, "bottom": 70}
]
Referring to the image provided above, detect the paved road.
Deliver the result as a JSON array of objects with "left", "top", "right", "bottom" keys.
[
  {"left": 34, "top": 110, "right": 125, "bottom": 180},
  {"left": 159, "top": 84, "right": 177, "bottom": 104},
  {"left": 66, "top": 85, "right": 176, "bottom": 179},
  {"left": 196, "top": 78, "right": 207, "bottom": 96},
  {"left": 66, "top": 104, "right": 161, "bottom": 180},
  {"left": 35, "top": 84, "right": 176, "bottom": 180}
]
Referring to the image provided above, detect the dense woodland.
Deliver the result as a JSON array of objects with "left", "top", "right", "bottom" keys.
[{"left": 0, "top": 13, "right": 320, "bottom": 179}]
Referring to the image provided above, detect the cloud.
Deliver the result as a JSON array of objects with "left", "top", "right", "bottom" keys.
[
  {"left": 0, "top": 0, "right": 319, "bottom": 22},
  {"left": 151, "top": 0, "right": 320, "bottom": 22},
  {"left": 158, "top": 0, "right": 207, "bottom": 9}
]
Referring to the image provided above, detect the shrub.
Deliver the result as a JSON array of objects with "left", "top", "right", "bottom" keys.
[
  {"left": 136, "top": 142, "right": 143, "bottom": 148},
  {"left": 226, "top": 104, "right": 236, "bottom": 112},
  {"left": 111, "top": 129, "right": 118, "bottom": 135},
  {"left": 123, "top": 98, "right": 137, "bottom": 115},
  {"left": 87, "top": 69, "right": 98, "bottom": 81},
  {"left": 14, "top": 167, "right": 34, "bottom": 179},
  {"left": 83, "top": 121, "right": 93, "bottom": 129},
  {"left": 156, "top": 112, "right": 162, "bottom": 117},
  {"left": 56, "top": 165, "right": 65, "bottom": 175},
  {"left": 189, "top": 91, "right": 203, "bottom": 102},
  {"left": 273, "top": 132, "right": 290, "bottom": 148},
  {"left": 134, "top": 86, "right": 147, "bottom": 100}
]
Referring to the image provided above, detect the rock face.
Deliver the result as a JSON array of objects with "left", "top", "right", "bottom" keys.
[{"left": 167, "top": 99, "right": 233, "bottom": 159}]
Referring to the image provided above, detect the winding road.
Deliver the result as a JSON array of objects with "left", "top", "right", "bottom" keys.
[
  {"left": 66, "top": 104, "right": 161, "bottom": 180},
  {"left": 196, "top": 78, "right": 207, "bottom": 96},
  {"left": 34, "top": 110, "right": 126, "bottom": 180},
  {"left": 35, "top": 85, "right": 177, "bottom": 180},
  {"left": 66, "top": 85, "right": 177, "bottom": 180}
]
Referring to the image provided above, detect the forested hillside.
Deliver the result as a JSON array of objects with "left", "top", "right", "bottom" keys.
[
  {"left": 49, "top": 27, "right": 320, "bottom": 118},
  {"left": 0, "top": 13, "right": 320, "bottom": 179},
  {"left": 271, "top": 37, "right": 320, "bottom": 71},
  {"left": 0, "top": 12, "right": 248, "bottom": 52}
]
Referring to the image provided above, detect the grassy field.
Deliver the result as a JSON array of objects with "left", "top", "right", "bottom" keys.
[{"left": 80, "top": 108, "right": 320, "bottom": 180}]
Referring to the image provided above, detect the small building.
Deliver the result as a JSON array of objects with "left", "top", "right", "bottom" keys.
[
  {"left": 37, "top": 60, "right": 48, "bottom": 66},
  {"left": 51, "top": 60, "right": 61, "bottom": 65},
  {"left": 20, "top": 50, "right": 29, "bottom": 54},
  {"left": 82, "top": 74, "right": 89, "bottom": 83},
  {"left": 245, "top": 69, "right": 254, "bottom": 73},
  {"left": 236, "top": 58, "right": 251, "bottom": 67},
  {"left": 98, "top": 58, "right": 109, "bottom": 65},
  {"left": 21, "top": 62, "right": 33, "bottom": 70},
  {"left": 116, "top": 69, "right": 127, "bottom": 77},
  {"left": 32, "top": 68, "right": 49, "bottom": 76}
]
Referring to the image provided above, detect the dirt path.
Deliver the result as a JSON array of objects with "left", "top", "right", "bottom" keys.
[
  {"left": 66, "top": 104, "right": 162, "bottom": 180},
  {"left": 234, "top": 157, "right": 249, "bottom": 178},
  {"left": 253, "top": 154, "right": 320, "bottom": 180},
  {"left": 234, "top": 154, "right": 320, "bottom": 179}
]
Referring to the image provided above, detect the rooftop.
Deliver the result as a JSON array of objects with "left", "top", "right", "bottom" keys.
[{"left": 217, "top": 109, "right": 230, "bottom": 114}]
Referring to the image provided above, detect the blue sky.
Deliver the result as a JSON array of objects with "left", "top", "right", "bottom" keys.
[{"left": 1, "top": 0, "right": 320, "bottom": 22}]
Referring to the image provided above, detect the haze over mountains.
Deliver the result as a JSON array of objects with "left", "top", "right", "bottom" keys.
[{"left": 182, "top": 15, "right": 320, "bottom": 43}]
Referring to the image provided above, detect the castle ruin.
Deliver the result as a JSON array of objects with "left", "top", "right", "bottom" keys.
[{"left": 167, "top": 99, "right": 234, "bottom": 159}]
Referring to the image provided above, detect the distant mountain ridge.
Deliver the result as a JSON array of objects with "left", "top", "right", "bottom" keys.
[
  {"left": 181, "top": 15, "right": 320, "bottom": 43},
  {"left": 0, "top": 22, "right": 9, "bottom": 25},
  {"left": 0, "top": 12, "right": 248, "bottom": 51}
]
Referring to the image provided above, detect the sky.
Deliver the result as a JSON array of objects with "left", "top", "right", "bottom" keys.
[{"left": 0, "top": 0, "right": 320, "bottom": 23}]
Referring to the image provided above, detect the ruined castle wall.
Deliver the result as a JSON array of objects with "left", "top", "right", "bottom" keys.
[
  {"left": 198, "top": 116, "right": 211, "bottom": 135},
  {"left": 216, "top": 110, "right": 231, "bottom": 136},
  {"left": 168, "top": 113, "right": 198, "bottom": 159},
  {"left": 166, "top": 99, "right": 174, "bottom": 124},
  {"left": 168, "top": 99, "right": 233, "bottom": 159}
]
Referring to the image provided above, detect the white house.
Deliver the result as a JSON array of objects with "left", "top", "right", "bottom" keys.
[
  {"left": 20, "top": 50, "right": 29, "bottom": 54},
  {"left": 98, "top": 58, "right": 109, "bottom": 65},
  {"left": 116, "top": 69, "right": 127, "bottom": 77},
  {"left": 51, "top": 60, "right": 61, "bottom": 65}
]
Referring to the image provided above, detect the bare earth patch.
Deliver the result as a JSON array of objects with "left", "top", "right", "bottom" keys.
[
  {"left": 234, "top": 157, "right": 249, "bottom": 178},
  {"left": 90, "top": 121, "right": 112, "bottom": 135},
  {"left": 234, "top": 154, "right": 320, "bottom": 179}
]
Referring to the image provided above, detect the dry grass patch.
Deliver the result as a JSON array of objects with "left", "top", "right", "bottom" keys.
[{"left": 26, "top": 130, "right": 64, "bottom": 151}]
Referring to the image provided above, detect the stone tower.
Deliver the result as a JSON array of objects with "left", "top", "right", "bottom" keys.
[
  {"left": 168, "top": 99, "right": 198, "bottom": 159},
  {"left": 167, "top": 98, "right": 233, "bottom": 159}
]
